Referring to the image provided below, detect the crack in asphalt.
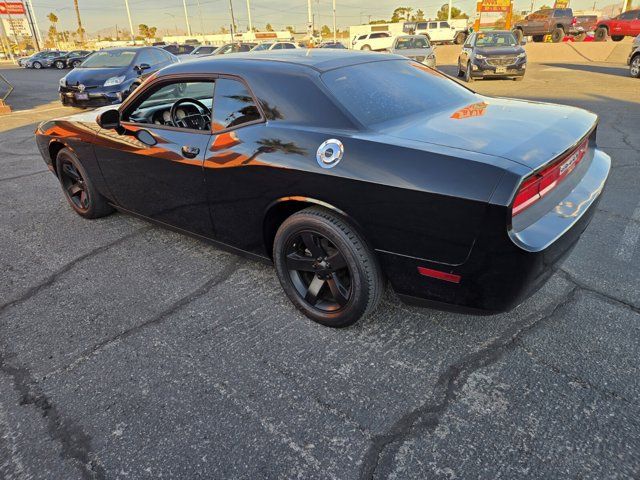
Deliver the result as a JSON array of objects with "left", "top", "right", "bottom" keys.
[
  {"left": 595, "top": 207, "right": 640, "bottom": 225},
  {"left": 516, "top": 340, "right": 639, "bottom": 408},
  {"left": 0, "top": 170, "right": 49, "bottom": 182},
  {"left": 358, "top": 285, "right": 580, "bottom": 480},
  {"left": 0, "top": 351, "right": 106, "bottom": 480},
  {"left": 0, "top": 227, "right": 152, "bottom": 316},
  {"left": 558, "top": 268, "right": 640, "bottom": 314},
  {"left": 610, "top": 123, "right": 636, "bottom": 151},
  {"left": 53, "top": 258, "right": 241, "bottom": 376}
]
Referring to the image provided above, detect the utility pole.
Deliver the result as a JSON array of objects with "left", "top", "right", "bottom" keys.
[
  {"left": 24, "top": 0, "right": 42, "bottom": 51},
  {"left": 307, "top": 0, "right": 313, "bottom": 39},
  {"left": 246, "top": 0, "right": 253, "bottom": 32},
  {"left": 124, "top": 0, "right": 135, "bottom": 42},
  {"left": 0, "top": 16, "right": 15, "bottom": 62},
  {"left": 196, "top": 0, "right": 205, "bottom": 35},
  {"left": 228, "top": 0, "right": 236, "bottom": 41},
  {"left": 332, "top": 0, "right": 336, "bottom": 43},
  {"left": 72, "top": 0, "right": 85, "bottom": 45},
  {"left": 448, "top": 0, "right": 453, "bottom": 21},
  {"left": 182, "top": 0, "right": 192, "bottom": 36}
]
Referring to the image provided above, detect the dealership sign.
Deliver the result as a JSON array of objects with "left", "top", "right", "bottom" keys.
[
  {"left": 0, "top": 2, "right": 26, "bottom": 15},
  {"left": 478, "top": 0, "right": 512, "bottom": 13},
  {"left": 2, "top": 16, "right": 29, "bottom": 36}
]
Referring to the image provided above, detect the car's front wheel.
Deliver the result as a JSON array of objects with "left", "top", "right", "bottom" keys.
[
  {"left": 630, "top": 55, "right": 640, "bottom": 78},
  {"left": 594, "top": 27, "right": 608, "bottom": 41},
  {"left": 32, "top": 61, "right": 42, "bottom": 69},
  {"left": 457, "top": 59, "right": 464, "bottom": 77},
  {"left": 56, "top": 148, "right": 114, "bottom": 219},
  {"left": 464, "top": 61, "right": 474, "bottom": 82},
  {"left": 273, "top": 207, "right": 383, "bottom": 327},
  {"left": 72, "top": 60, "right": 81, "bottom": 68},
  {"left": 551, "top": 27, "right": 564, "bottom": 43},
  {"left": 55, "top": 60, "right": 65, "bottom": 69},
  {"left": 360, "top": 44, "right": 371, "bottom": 51}
]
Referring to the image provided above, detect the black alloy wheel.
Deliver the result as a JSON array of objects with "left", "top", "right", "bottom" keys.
[
  {"left": 630, "top": 55, "right": 640, "bottom": 78},
  {"left": 274, "top": 207, "right": 383, "bottom": 327},
  {"left": 56, "top": 148, "right": 114, "bottom": 219},
  {"left": 55, "top": 60, "right": 65, "bottom": 69},
  {"left": 72, "top": 60, "right": 81, "bottom": 68}
]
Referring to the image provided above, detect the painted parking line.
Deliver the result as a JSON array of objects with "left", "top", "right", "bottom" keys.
[{"left": 616, "top": 203, "right": 640, "bottom": 262}]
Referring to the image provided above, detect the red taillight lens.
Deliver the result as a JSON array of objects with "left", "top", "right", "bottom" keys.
[{"left": 512, "top": 138, "right": 589, "bottom": 217}]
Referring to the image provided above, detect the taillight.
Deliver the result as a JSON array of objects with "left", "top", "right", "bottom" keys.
[
  {"left": 512, "top": 138, "right": 589, "bottom": 217},
  {"left": 571, "top": 17, "right": 577, "bottom": 25}
]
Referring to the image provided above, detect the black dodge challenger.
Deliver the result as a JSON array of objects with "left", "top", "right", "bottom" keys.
[{"left": 35, "top": 50, "right": 610, "bottom": 327}]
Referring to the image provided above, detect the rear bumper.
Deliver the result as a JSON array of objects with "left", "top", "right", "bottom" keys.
[{"left": 380, "top": 148, "right": 610, "bottom": 314}]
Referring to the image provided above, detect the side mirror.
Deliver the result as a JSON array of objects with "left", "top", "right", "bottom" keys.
[
  {"left": 97, "top": 108, "right": 120, "bottom": 130},
  {"left": 135, "top": 63, "right": 150, "bottom": 73}
]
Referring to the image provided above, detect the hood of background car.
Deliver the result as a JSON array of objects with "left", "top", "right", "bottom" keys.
[
  {"left": 381, "top": 96, "right": 596, "bottom": 169},
  {"left": 475, "top": 46, "right": 524, "bottom": 56},
  {"left": 64, "top": 67, "right": 129, "bottom": 87}
]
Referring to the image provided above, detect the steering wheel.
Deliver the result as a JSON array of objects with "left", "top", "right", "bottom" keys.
[{"left": 170, "top": 97, "right": 211, "bottom": 130}]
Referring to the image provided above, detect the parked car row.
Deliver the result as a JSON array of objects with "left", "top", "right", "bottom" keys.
[{"left": 19, "top": 50, "right": 93, "bottom": 69}]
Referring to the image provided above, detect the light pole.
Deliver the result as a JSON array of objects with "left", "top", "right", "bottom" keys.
[
  {"left": 228, "top": 0, "right": 236, "bottom": 42},
  {"left": 307, "top": 0, "right": 313, "bottom": 39},
  {"left": 196, "top": 0, "right": 205, "bottom": 36},
  {"left": 332, "top": 0, "right": 336, "bottom": 43},
  {"left": 182, "top": 0, "right": 192, "bottom": 36},
  {"left": 25, "top": 0, "right": 44, "bottom": 50},
  {"left": 448, "top": 0, "right": 453, "bottom": 22},
  {"left": 124, "top": 0, "right": 135, "bottom": 42},
  {"left": 246, "top": 0, "right": 253, "bottom": 32}
]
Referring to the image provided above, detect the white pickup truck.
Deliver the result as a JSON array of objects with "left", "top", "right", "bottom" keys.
[{"left": 406, "top": 20, "right": 469, "bottom": 44}]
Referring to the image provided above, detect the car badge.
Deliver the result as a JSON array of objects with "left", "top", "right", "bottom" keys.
[
  {"left": 78, "top": 84, "right": 86, "bottom": 92},
  {"left": 316, "top": 139, "right": 344, "bottom": 169}
]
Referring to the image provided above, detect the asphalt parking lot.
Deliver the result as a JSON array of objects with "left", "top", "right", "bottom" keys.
[{"left": 1, "top": 60, "right": 639, "bottom": 479}]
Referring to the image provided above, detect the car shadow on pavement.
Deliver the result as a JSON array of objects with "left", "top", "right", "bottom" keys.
[{"left": 541, "top": 62, "right": 631, "bottom": 78}]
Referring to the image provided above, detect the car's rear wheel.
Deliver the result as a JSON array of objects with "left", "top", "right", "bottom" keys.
[
  {"left": 56, "top": 148, "right": 114, "bottom": 219},
  {"left": 273, "top": 207, "right": 383, "bottom": 328},
  {"left": 72, "top": 60, "right": 81, "bottom": 68},
  {"left": 361, "top": 44, "right": 371, "bottom": 51},
  {"left": 630, "top": 55, "right": 640, "bottom": 78},
  {"left": 464, "top": 61, "right": 474, "bottom": 82},
  {"left": 611, "top": 35, "right": 624, "bottom": 42},
  {"left": 594, "top": 27, "right": 608, "bottom": 41},
  {"left": 54, "top": 60, "right": 65, "bottom": 69},
  {"left": 532, "top": 35, "right": 544, "bottom": 42},
  {"left": 32, "top": 61, "right": 42, "bottom": 69},
  {"left": 551, "top": 27, "right": 564, "bottom": 43},
  {"left": 457, "top": 59, "right": 464, "bottom": 77}
]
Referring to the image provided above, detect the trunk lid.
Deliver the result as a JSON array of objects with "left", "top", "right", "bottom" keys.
[{"left": 381, "top": 96, "right": 597, "bottom": 170}]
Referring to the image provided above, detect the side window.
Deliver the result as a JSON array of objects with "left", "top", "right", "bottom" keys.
[
  {"left": 150, "top": 50, "right": 167, "bottom": 65},
  {"left": 272, "top": 43, "right": 284, "bottom": 49},
  {"left": 282, "top": 43, "right": 296, "bottom": 49},
  {"left": 428, "top": 22, "right": 438, "bottom": 29},
  {"left": 440, "top": 22, "right": 450, "bottom": 28},
  {"left": 619, "top": 11, "right": 635, "bottom": 20},
  {"left": 464, "top": 34, "right": 474, "bottom": 47},
  {"left": 212, "top": 78, "right": 261, "bottom": 131},
  {"left": 136, "top": 50, "right": 156, "bottom": 66},
  {"left": 358, "top": 34, "right": 367, "bottom": 40},
  {"left": 417, "top": 22, "right": 428, "bottom": 29},
  {"left": 126, "top": 81, "right": 215, "bottom": 131}
]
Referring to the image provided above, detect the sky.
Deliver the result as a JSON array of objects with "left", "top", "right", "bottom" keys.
[{"left": 30, "top": 0, "right": 627, "bottom": 36}]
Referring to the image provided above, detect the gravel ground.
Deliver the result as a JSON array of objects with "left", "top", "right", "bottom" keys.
[{"left": 1, "top": 62, "right": 639, "bottom": 480}]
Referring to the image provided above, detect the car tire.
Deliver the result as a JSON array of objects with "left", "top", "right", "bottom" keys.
[
  {"left": 594, "top": 27, "right": 608, "bottom": 41},
  {"left": 464, "top": 62, "right": 474, "bottom": 82},
  {"left": 72, "top": 60, "right": 81, "bottom": 68},
  {"left": 360, "top": 44, "right": 371, "bottom": 51},
  {"left": 532, "top": 35, "right": 544, "bottom": 42},
  {"left": 513, "top": 29, "right": 524, "bottom": 44},
  {"left": 551, "top": 27, "right": 564, "bottom": 43},
  {"left": 611, "top": 35, "right": 624, "bottom": 42},
  {"left": 56, "top": 148, "right": 114, "bottom": 219},
  {"left": 514, "top": 75, "right": 524, "bottom": 81},
  {"left": 32, "top": 61, "right": 42, "bottom": 69},
  {"left": 454, "top": 32, "right": 466, "bottom": 45},
  {"left": 630, "top": 55, "right": 640, "bottom": 78},
  {"left": 55, "top": 60, "right": 65, "bottom": 69},
  {"left": 457, "top": 59, "right": 464, "bottom": 77},
  {"left": 273, "top": 206, "right": 383, "bottom": 328}
]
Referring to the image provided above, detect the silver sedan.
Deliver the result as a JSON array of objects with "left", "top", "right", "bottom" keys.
[{"left": 387, "top": 35, "right": 436, "bottom": 68}]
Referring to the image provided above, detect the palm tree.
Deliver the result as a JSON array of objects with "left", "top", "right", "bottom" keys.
[
  {"left": 72, "top": 0, "right": 84, "bottom": 45},
  {"left": 47, "top": 13, "right": 59, "bottom": 48}
]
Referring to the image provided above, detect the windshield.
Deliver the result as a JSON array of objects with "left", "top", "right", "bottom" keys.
[
  {"left": 474, "top": 32, "right": 517, "bottom": 47},
  {"left": 322, "top": 60, "right": 475, "bottom": 126},
  {"left": 80, "top": 50, "right": 136, "bottom": 68},
  {"left": 395, "top": 36, "right": 431, "bottom": 50}
]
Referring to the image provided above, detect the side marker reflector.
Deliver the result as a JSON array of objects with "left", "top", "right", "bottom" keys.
[{"left": 417, "top": 267, "right": 461, "bottom": 284}]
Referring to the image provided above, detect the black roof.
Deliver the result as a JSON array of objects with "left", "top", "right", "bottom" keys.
[{"left": 159, "top": 49, "right": 405, "bottom": 76}]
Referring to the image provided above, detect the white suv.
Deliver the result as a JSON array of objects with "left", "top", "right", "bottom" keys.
[
  {"left": 352, "top": 32, "right": 394, "bottom": 51},
  {"left": 414, "top": 21, "right": 465, "bottom": 44}
]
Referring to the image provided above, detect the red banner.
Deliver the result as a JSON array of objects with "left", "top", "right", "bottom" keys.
[{"left": 0, "top": 2, "right": 26, "bottom": 15}]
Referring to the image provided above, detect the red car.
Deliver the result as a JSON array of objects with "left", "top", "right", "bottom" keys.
[{"left": 595, "top": 9, "right": 640, "bottom": 41}]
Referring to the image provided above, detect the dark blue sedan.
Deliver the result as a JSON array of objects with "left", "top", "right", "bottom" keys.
[{"left": 58, "top": 47, "right": 178, "bottom": 108}]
